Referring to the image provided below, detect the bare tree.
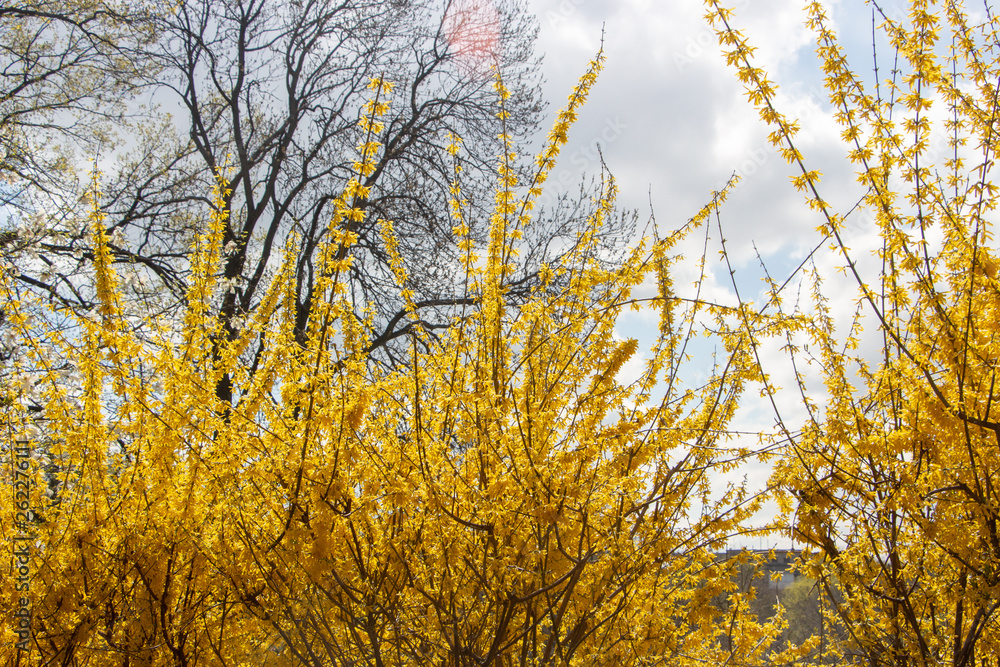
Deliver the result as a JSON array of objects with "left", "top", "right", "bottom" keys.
[
  {"left": 3, "top": 0, "right": 632, "bottom": 397},
  {"left": 0, "top": 0, "right": 157, "bottom": 327},
  {"left": 0, "top": 0, "right": 153, "bottom": 200}
]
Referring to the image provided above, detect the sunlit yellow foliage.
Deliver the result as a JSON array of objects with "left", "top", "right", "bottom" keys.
[
  {"left": 707, "top": 1, "right": 1000, "bottom": 664},
  {"left": 0, "top": 58, "right": 780, "bottom": 665}
]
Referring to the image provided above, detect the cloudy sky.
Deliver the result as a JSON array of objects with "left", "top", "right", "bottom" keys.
[
  {"left": 520, "top": 0, "right": 901, "bottom": 546},
  {"left": 525, "top": 0, "right": 878, "bottom": 261}
]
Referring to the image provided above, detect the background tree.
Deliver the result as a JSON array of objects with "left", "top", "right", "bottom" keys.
[
  {"left": 0, "top": 0, "right": 155, "bottom": 411},
  {"left": 0, "top": 0, "right": 154, "bottom": 202},
  {"left": 779, "top": 577, "right": 832, "bottom": 661},
  {"left": 1, "top": 0, "right": 631, "bottom": 388},
  {"left": 707, "top": 1, "right": 1000, "bottom": 664}
]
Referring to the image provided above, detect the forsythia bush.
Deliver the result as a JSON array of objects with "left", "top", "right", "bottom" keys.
[
  {"left": 14, "top": 2, "right": 998, "bottom": 663},
  {"left": 707, "top": 1, "right": 1000, "bottom": 664},
  {"left": 1, "top": 59, "right": 783, "bottom": 665}
]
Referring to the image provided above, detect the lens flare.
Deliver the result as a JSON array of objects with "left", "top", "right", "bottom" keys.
[{"left": 443, "top": 0, "right": 500, "bottom": 74}]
